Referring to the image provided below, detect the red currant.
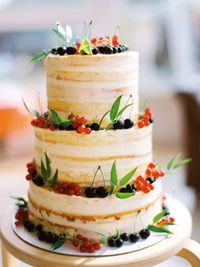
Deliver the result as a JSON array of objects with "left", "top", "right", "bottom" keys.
[
  {"left": 68, "top": 113, "right": 75, "bottom": 119},
  {"left": 152, "top": 170, "right": 160, "bottom": 179},
  {"left": 79, "top": 116, "right": 87, "bottom": 125},
  {"left": 76, "top": 125, "right": 85, "bottom": 134},
  {"left": 84, "top": 127, "right": 91, "bottom": 134},
  {"left": 138, "top": 121, "right": 144, "bottom": 128},
  {"left": 26, "top": 174, "right": 32, "bottom": 181},
  {"left": 148, "top": 162, "right": 156, "bottom": 169}
]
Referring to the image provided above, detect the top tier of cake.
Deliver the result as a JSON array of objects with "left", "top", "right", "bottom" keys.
[{"left": 45, "top": 51, "right": 139, "bottom": 125}]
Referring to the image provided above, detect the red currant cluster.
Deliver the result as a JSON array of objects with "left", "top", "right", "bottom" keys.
[
  {"left": 156, "top": 216, "right": 175, "bottom": 227},
  {"left": 25, "top": 161, "right": 36, "bottom": 181},
  {"left": 138, "top": 108, "right": 153, "bottom": 128},
  {"left": 71, "top": 234, "right": 101, "bottom": 253},
  {"left": 15, "top": 208, "right": 28, "bottom": 226},
  {"left": 145, "top": 162, "right": 165, "bottom": 179},
  {"left": 31, "top": 116, "right": 56, "bottom": 131},
  {"left": 91, "top": 35, "right": 119, "bottom": 46},
  {"left": 52, "top": 182, "right": 81, "bottom": 196},
  {"left": 135, "top": 175, "right": 154, "bottom": 193},
  {"left": 68, "top": 113, "right": 92, "bottom": 134}
]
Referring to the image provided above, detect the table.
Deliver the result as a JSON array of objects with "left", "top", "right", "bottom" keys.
[{"left": 1, "top": 198, "right": 200, "bottom": 267}]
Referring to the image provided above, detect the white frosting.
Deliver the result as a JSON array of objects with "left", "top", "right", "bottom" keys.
[
  {"left": 34, "top": 126, "right": 152, "bottom": 184},
  {"left": 28, "top": 180, "right": 162, "bottom": 236}
]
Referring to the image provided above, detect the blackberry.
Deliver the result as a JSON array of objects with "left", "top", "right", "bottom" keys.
[
  {"left": 146, "top": 177, "right": 155, "bottom": 184},
  {"left": 85, "top": 187, "right": 96, "bottom": 198},
  {"left": 139, "top": 229, "right": 150, "bottom": 239},
  {"left": 23, "top": 220, "right": 35, "bottom": 232},
  {"left": 66, "top": 47, "right": 76, "bottom": 55},
  {"left": 96, "top": 187, "right": 109, "bottom": 198},
  {"left": 98, "top": 46, "right": 105, "bottom": 54},
  {"left": 108, "top": 238, "right": 116, "bottom": 247},
  {"left": 92, "top": 48, "right": 99, "bottom": 55},
  {"left": 115, "top": 238, "right": 124, "bottom": 247},
  {"left": 119, "top": 188, "right": 127, "bottom": 193},
  {"left": 57, "top": 47, "right": 66, "bottom": 56},
  {"left": 129, "top": 233, "right": 140, "bottom": 243},
  {"left": 90, "top": 123, "right": 100, "bottom": 131},
  {"left": 113, "top": 120, "right": 124, "bottom": 129},
  {"left": 120, "top": 233, "right": 129, "bottom": 241},
  {"left": 124, "top": 119, "right": 134, "bottom": 129},
  {"left": 32, "top": 176, "right": 44, "bottom": 187},
  {"left": 104, "top": 46, "right": 113, "bottom": 54}
]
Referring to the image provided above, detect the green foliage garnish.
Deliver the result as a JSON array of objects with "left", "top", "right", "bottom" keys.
[
  {"left": 40, "top": 153, "right": 58, "bottom": 187},
  {"left": 147, "top": 225, "right": 173, "bottom": 235},
  {"left": 115, "top": 192, "right": 135, "bottom": 199},
  {"left": 22, "top": 98, "right": 40, "bottom": 117},
  {"left": 98, "top": 95, "right": 134, "bottom": 129},
  {"left": 110, "top": 161, "right": 137, "bottom": 198},
  {"left": 51, "top": 238, "right": 66, "bottom": 250},
  {"left": 110, "top": 95, "right": 123, "bottom": 122},
  {"left": 101, "top": 235, "right": 108, "bottom": 245},
  {"left": 12, "top": 197, "right": 27, "bottom": 209},
  {"left": 167, "top": 153, "right": 192, "bottom": 171},
  {"left": 153, "top": 211, "right": 166, "bottom": 224},
  {"left": 110, "top": 160, "right": 118, "bottom": 186},
  {"left": 79, "top": 37, "right": 93, "bottom": 55},
  {"left": 30, "top": 50, "right": 50, "bottom": 63},
  {"left": 52, "top": 28, "right": 66, "bottom": 42},
  {"left": 48, "top": 109, "right": 74, "bottom": 129},
  {"left": 119, "top": 167, "right": 137, "bottom": 186}
]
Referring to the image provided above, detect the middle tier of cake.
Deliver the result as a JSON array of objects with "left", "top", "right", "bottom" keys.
[{"left": 34, "top": 125, "right": 152, "bottom": 186}]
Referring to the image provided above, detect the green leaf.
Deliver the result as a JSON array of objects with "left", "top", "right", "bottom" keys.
[
  {"left": 115, "top": 192, "right": 135, "bottom": 199},
  {"left": 45, "top": 153, "right": 51, "bottom": 179},
  {"left": 22, "top": 98, "right": 40, "bottom": 117},
  {"left": 52, "top": 28, "right": 66, "bottom": 41},
  {"left": 79, "top": 37, "right": 92, "bottom": 55},
  {"left": 110, "top": 161, "right": 118, "bottom": 185},
  {"left": 49, "top": 110, "right": 62, "bottom": 127},
  {"left": 110, "top": 95, "right": 123, "bottom": 122},
  {"left": 101, "top": 235, "right": 108, "bottom": 245},
  {"left": 116, "top": 103, "right": 133, "bottom": 119},
  {"left": 153, "top": 211, "right": 166, "bottom": 223},
  {"left": 147, "top": 225, "right": 173, "bottom": 235},
  {"left": 12, "top": 197, "right": 27, "bottom": 208},
  {"left": 59, "top": 118, "right": 74, "bottom": 129},
  {"left": 119, "top": 167, "right": 137, "bottom": 186},
  {"left": 50, "top": 169, "right": 58, "bottom": 187},
  {"left": 173, "top": 158, "right": 192, "bottom": 169},
  {"left": 167, "top": 153, "right": 180, "bottom": 170},
  {"left": 30, "top": 50, "right": 50, "bottom": 63},
  {"left": 109, "top": 182, "right": 115, "bottom": 195},
  {"left": 41, "top": 159, "right": 47, "bottom": 182},
  {"left": 51, "top": 238, "right": 66, "bottom": 251}
]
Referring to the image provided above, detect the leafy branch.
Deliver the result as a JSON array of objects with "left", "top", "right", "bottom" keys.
[
  {"left": 79, "top": 37, "right": 93, "bottom": 55},
  {"left": 12, "top": 197, "right": 27, "bottom": 209},
  {"left": 51, "top": 238, "right": 66, "bottom": 250},
  {"left": 147, "top": 211, "right": 174, "bottom": 235},
  {"left": 99, "top": 95, "right": 134, "bottom": 129},
  {"left": 30, "top": 50, "right": 51, "bottom": 63},
  {"left": 110, "top": 161, "right": 137, "bottom": 199},
  {"left": 166, "top": 153, "right": 192, "bottom": 173},
  {"left": 48, "top": 109, "right": 74, "bottom": 129},
  {"left": 40, "top": 153, "right": 58, "bottom": 187}
]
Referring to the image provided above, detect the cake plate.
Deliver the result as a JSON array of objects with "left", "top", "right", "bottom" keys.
[{"left": 1, "top": 196, "right": 200, "bottom": 267}]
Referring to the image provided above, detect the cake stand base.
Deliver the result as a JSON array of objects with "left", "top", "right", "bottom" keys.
[{"left": 1, "top": 196, "right": 200, "bottom": 267}]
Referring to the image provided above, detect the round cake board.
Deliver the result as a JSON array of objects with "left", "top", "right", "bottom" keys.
[{"left": 12, "top": 194, "right": 177, "bottom": 257}]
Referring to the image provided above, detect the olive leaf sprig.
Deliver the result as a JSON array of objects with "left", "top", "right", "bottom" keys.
[
  {"left": 12, "top": 197, "right": 28, "bottom": 209},
  {"left": 110, "top": 161, "right": 137, "bottom": 199},
  {"left": 99, "top": 95, "right": 134, "bottom": 129},
  {"left": 51, "top": 233, "right": 68, "bottom": 250},
  {"left": 48, "top": 109, "right": 74, "bottom": 129},
  {"left": 166, "top": 153, "right": 192, "bottom": 174},
  {"left": 147, "top": 211, "right": 175, "bottom": 235},
  {"left": 30, "top": 22, "right": 73, "bottom": 63},
  {"left": 40, "top": 153, "right": 58, "bottom": 188}
]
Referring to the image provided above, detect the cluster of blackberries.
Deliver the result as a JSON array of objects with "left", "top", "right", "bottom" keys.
[
  {"left": 51, "top": 46, "right": 77, "bottom": 56},
  {"left": 23, "top": 220, "right": 60, "bottom": 244},
  {"left": 85, "top": 186, "right": 109, "bottom": 198},
  {"left": 108, "top": 229, "right": 151, "bottom": 248},
  {"left": 32, "top": 176, "right": 44, "bottom": 187},
  {"left": 93, "top": 45, "right": 128, "bottom": 55},
  {"left": 113, "top": 119, "right": 134, "bottom": 130},
  {"left": 119, "top": 184, "right": 137, "bottom": 193}
]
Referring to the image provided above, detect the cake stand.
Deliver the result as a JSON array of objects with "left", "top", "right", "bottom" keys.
[{"left": 1, "top": 197, "right": 200, "bottom": 267}]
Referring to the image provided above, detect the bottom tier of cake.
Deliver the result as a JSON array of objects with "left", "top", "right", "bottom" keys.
[{"left": 28, "top": 180, "right": 162, "bottom": 239}]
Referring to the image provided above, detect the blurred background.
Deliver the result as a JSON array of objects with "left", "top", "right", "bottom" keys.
[{"left": 0, "top": 0, "right": 200, "bottom": 265}]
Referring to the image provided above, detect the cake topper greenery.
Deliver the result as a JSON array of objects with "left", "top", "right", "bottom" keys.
[{"left": 30, "top": 21, "right": 129, "bottom": 63}]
